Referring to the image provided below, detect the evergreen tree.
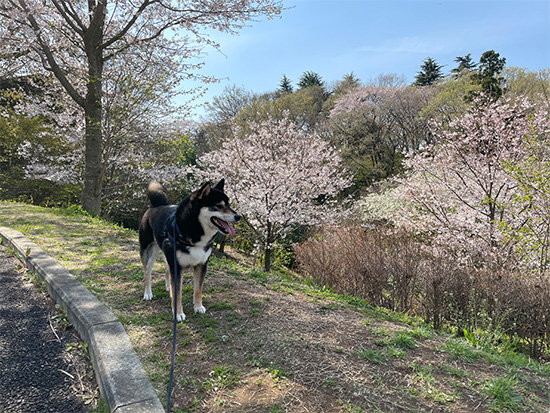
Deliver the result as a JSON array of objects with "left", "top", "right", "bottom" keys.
[
  {"left": 414, "top": 57, "right": 444, "bottom": 86},
  {"left": 278, "top": 74, "right": 293, "bottom": 94},
  {"left": 451, "top": 53, "right": 477, "bottom": 77},
  {"left": 298, "top": 71, "right": 325, "bottom": 89},
  {"left": 334, "top": 72, "right": 361, "bottom": 95},
  {"left": 474, "top": 50, "right": 506, "bottom": 99}
]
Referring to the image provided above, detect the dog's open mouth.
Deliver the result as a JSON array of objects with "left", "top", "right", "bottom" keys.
[{"left": 211, "top": 217, "right": 236, "bottom": 236}]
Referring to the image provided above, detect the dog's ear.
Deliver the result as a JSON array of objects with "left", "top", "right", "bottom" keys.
[
  {"left": 196, "top": 182, "right": 211, "bottom": 199},
  {"left": 214, "top": 179, "right": 225, "bottom": 191}
]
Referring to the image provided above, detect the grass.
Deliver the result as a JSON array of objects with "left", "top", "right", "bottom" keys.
[
  {"left": 482, "top": 376, "right": 524, "bottom": 411},
  {"left": 442, "top": 338, "right": 484, "bottom": 362},
  {"left": 1, "top": 201, "right": 549, "bottom": 413},
  {"left": 202, "top": 365, "right": 241, "bottom": 391}
]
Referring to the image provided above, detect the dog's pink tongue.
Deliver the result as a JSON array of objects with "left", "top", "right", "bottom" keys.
[{"left": 221, "top": 220, "right": 236, "bottom": 237}]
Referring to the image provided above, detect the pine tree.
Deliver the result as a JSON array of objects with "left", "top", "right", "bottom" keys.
[
  {"left": 451, "top": 53, "right": 477, "bottom": 77},
  {"left": 278, "top": 75, "right": 293, "bottom": 94},
  {"left": 298, "top": 71, "right": 325, "bottom": 89},
  {"left": 475, "top": 50, "right": 506, "bottom": 99},
  {"left": 334, "top": 72, "right": 361, "bottom": 95},
  {"left": 413, "top": 57, "right": 444, "bottom": 86}
]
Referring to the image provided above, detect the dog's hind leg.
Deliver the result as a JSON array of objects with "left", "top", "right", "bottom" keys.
[
  {"left": 141, "top": 244, "right": 159, "bottom": 301},
  {"left": 164, "top": 258, "right": 170, "bottom": 292},
  {"left": 193, "top": 263, "right": 207, "bottom": 314}
]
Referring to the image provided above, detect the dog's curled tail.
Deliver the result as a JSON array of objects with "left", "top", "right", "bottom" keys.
[{"left": 147, "top": 182, "right": 169, "bottom": 207}]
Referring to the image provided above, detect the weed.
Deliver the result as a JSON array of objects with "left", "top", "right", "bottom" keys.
[
  {"left": 410, "top": 326, "right": 434, "bottom": 341},
  {"left": 248, "top": 269, "right": 269, "bottom": 284},
  {"left": 410, "top": 361, "right": 434, "bottom": 375},
  {"left": 442, "top": 338, "right": 483, "bottom": 362},
  {"left": 392, "top": 331, "right": 417, "bottom": 349},
  {"left": 89, "top": 398, "right": 110, "bottom": 413},
  {"left": 342, "top": 402, "right": 365, "bottom": 412},
  {"left": 202, "top": 365, "right": 241, "bottom": 392},
  {"left": 372, "top": 327, "right": 390, "bottom": 337},
  {"left": 409, "top": 362, "right": 456, "bottom": 404},
  {"left": 481, "top": 376, "right": 523, "bottom": 411},
  {"left": 208, "top": 300, "right": 235, "bottom": 311},
  {"left": 202, "top": 327, "right": 216, "bottom": 343},
  {"left": 357, "top": 347, "right": 386, "bottom": 364},
  {"left": 440, "top": 364, "right": 469, "bottom": 379},
  {"left": 267, "top": 365, "right": 288, "bottom": 381},
  {"left": 386, "top": 345, "right": 407, "bottom": 360},
  {"left": 374, "top": 337, "right": 391, "bottom": 347},
  {"left": 52, "top": 304, "right": 71, "bottom": 329}
]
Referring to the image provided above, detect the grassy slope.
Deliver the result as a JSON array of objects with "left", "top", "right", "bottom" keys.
[{"left": 1, "top": 201, "right": 549, "bottom": 413}]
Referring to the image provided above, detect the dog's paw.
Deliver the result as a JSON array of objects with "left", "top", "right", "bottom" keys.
[
  {"left": 176, "top": 312, "right": 186, "bottom": 322},
  {"left": 194, "top": 305, "right": 206, "bottom": 314},
  {"left": 143, "top": 291, "right": 153, "bottom": 301}
]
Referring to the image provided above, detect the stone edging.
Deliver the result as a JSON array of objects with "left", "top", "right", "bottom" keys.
[{"left": 0, "top": 226, "right": 164, "bottom": 413}]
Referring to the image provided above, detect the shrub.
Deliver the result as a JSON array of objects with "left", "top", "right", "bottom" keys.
[{"left": 295, "top": 222, "right": 550, "bottom": 358}]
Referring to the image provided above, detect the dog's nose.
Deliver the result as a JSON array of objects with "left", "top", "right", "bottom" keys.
[{"left": 234, "top": 214, "right": 241, "bottom": 222}]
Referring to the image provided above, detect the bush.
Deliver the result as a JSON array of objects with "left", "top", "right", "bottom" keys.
[
  {"left": 0, "top": 175, "right": 80, "bottom": 208},
  {"left": 295, "top": 222, "right": 550, "bottom": 358},
  {"left": 294, "top": 224, "right": 419, "bottom": 310}
]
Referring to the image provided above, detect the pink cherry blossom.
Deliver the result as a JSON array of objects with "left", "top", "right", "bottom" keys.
[{"left": 198, "top": 114, "right": 352, "bottom": 270}]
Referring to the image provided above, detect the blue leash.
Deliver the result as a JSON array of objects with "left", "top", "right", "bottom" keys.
[{"left": 166, "top": 213, "right": 180, "bottom": 412}]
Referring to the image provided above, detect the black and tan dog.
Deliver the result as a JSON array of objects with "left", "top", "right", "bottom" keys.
[{"left": 139, "top": 180, "right": 240, "bottom": 321}]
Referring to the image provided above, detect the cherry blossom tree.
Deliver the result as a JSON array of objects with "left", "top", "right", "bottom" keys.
[
  {"left": 0, "top": 0, "right": 282, "bottom": 214},
  {"left": 397, "top": 95, "right": 548, "bottom": 267},
  {"left": 503, "top": 123, "right": 550, "bottom": 274},
  {"left": 199, "top": 115, "right": 352, "bottom": 271}
]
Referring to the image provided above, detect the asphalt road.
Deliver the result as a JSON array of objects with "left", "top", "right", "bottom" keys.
[{"left": 0, "top": 247, "right": 88, "bottom": 412}]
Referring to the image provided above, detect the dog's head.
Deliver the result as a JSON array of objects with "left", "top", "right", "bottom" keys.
[{"left": 193, "top": 179, "right": 241, "bottom": 236}]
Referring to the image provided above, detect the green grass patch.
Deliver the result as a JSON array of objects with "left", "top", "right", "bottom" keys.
[
  {"left": 357, "top": 347, "right": 387, "bottom": 364},
  {"left": 481, "top": 376, "right": 524, "bottom": 411},
  {"left": 392, "top": 331, "right": 418, "bottom": 349},
  {"left": 441, "top": 338, "right": 483, "bottom": 362},
  {"left": 202, "top": 365, "right": 241, "bottom": 391}
]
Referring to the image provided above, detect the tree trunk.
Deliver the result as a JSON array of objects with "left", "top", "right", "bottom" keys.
[
  {"left": 82, "top": 96, "right": 103, "bottom": 215},
  {"left": 264, "top": 247, "right": 272, "bottom": 272},
  {"left": 81, "top": 10, "right": 105, "bottom": 215},
  {"left": 218, "top": 235, "right": 226, "bottom": 254},
  {"left": 264, "top": 221, "right": 272, "bottom": 272}
]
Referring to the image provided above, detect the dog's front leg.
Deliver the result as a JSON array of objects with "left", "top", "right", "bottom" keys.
[{"left": 193, "top": 263, "right": 207, "bottom": 314}]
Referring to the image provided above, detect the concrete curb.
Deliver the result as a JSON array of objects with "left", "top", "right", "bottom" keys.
[{"left": 0, "top": 226, "right": 165, "bottom": 413}]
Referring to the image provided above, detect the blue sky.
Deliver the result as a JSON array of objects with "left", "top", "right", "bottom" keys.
[{"left": 183, "top": 0, "right": 550, "bottom": 120}]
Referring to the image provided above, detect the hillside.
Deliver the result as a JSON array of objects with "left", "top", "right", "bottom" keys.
[{"left": 1, "top": 201, "right": 549, "bottom": 412}]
